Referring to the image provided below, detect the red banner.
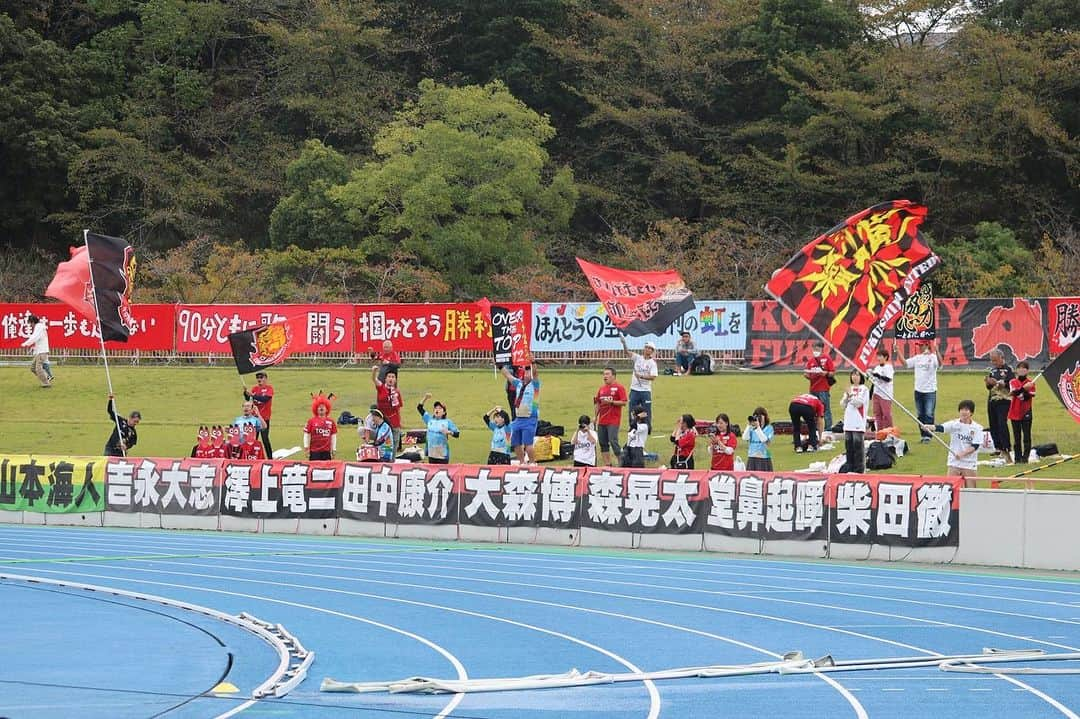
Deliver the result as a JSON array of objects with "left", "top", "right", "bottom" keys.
[
  {"left": 0, "top": 303, "right": 175, "bottom": 351},
  {"left": 1048, "top": 298, "right": 1080, "bottom": 355},
  {"left": 353, "top": 302, "right": 532, "bottom": 353},
  {"left": 176, "top": 304, "right": 353, "bottom": 353}
]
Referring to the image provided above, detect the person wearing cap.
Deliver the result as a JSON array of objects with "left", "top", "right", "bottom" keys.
[
  {"left": 360, "top": 403, "right": 381, "bottom": 443},
  {"left": 359, "top": 408, "right": 394, "bottom": 461},
  {"left": 104, "top": 393, "right": 140, "bottom": 456},
  {"left": 674, "top": 330, "right": 697, "bottom": 376},
  {"left": 243, "top": 371, "right": 274, "bottom": 456},
  {"left": 619, "top": 336, "right": 658, "bottom": 434},
  {"left": 897, "top": 339, "right": 942, "bottom": 443}
]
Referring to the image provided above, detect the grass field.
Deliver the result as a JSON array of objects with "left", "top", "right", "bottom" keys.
[{"left": 1, "top": 362, "right": 1077, "bottom": 487}]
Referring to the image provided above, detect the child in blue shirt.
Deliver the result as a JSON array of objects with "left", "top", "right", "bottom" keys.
[
  {"left": 418, "top": 393, "right": 461, "bottom": 464},
  {"left": 483, "top": 406, "right": 512, "bottom": 465}
]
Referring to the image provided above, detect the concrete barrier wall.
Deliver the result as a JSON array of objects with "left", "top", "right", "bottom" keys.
[{"left": 5, "top": 487, "right": 1080, "bottom": 572}]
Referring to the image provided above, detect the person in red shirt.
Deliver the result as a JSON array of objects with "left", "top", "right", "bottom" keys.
[
  {"left": 225, "top": 424, "right": 243, "bottom": 459},
  {"left": 669, "top": 413, "right": 697, "bottom": 469},
  {"left": 207, "top": 425, "right": 228, "bottom": 459},
  {"left": 371, "top": 339, "right": 402, "bottom": 382},
  {"left": 803, "top": 340, "right": 836, "bottom": 432},
  {"left": 372, "top": 365, "right": 403, "bottom": 452},
  {"left": 191, "top": 426, "right": 212, "bottom": 458},
  {"left": 709, "top": 413, "right": 739, "bottom": 471},
  {"left": 244, "top": 371, "right": 274, "bottom": 456},
  {"left": 1008, "top": 360, "right": 1036, "bottom": 464},
  {"left": 304, "top": 392, "right": 338, "bottom": 460},
  {"left": 788, "top": 392, "right": 826, "bottom": 452},
  {"left": 593, "top": 366, "right": 628, "bottom": 465},
  {"left": 240, "top": 423, "right": 265, "bottom": 461}
]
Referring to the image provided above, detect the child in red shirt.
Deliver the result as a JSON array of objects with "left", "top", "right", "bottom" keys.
[
  {"left": 1008, "top": 360, "right": 1036, "bottom": 464},
  {"left": 669, "top": 413, "right": 697, "bottom": 470},
  {"left": 191, "top": 426, "right": 211, "bottom": 458},
  {"left": 709, "top": 413, "right": 739, "bottom": 471},
  {"left": 240, "top": 423, "right": 266, "bottom": 461}
]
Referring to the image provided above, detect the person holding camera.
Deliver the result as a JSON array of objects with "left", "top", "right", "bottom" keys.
[
  {"left": 669, "top": 414, "right": 697, "bottom": 469},
  {"left": 742, "top": 407, "right": 773, "bottom": 471},
  {"left": 709, "top": 413, "right": 738, "bottom": 471},
  {"left": 572, "top": 415, "right": 598, "bottom": 467},
  {"left": 841, "top": 369, "right": 870, "bottom": 473}
]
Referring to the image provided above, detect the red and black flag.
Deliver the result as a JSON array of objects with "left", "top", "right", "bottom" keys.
[
  {"left": 45, "top": 232, "right": 137, "bottom": 342},
  {"left": 765, "top": 200, "right": 940, "bottom": 370},
  {"left": 1042, "top": 339, "right": 1080, "bottom": 424},
  {"left": 576, "top": 258, "right": 694, "bottom": 337},
  {"left": 228, "top": 319, "right": 300, "bottom": 374},
  {"left": 894, "top": 282, "right": 936, "bottom": 340}
]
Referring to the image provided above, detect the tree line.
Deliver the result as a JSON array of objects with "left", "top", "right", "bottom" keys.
[{"left": 1, "top": 0, "right": 1077, "bottom": 302}]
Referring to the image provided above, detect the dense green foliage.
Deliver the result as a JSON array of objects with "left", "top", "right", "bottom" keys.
[{"left": 1, "top": 1, "right": 1077, "bottom": 300}]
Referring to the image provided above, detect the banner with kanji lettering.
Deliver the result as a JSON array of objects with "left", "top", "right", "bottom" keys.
[
  {"left": 487, "top": 304, "right": 531, "bottom": 368},
  {"left": 576, "top": 258, "right": 695, "bottom": 337},
  {"left": 702, "top": 472, "right": 828, "bottom": 541},
  {"left": 0, "top": 303, "right": 175, "bottom": 350},
  {"left": 531, "top": 301, "right": 747, "bottom": 352},
  {"left": 1047, "top": 298, "right": 1080, "bottom": 356},
  {"left": 338, "top": 463, "right": 459, "bottom": 524},
  {"left": 765, "top": 200, "right": 940, "bottom": 370},
  {"left": 220, "top": 460, "right": 340, "bottom": 518},
  {"left": 579, "top": 468, "right": 708, "bottom": 534},
  {"left": 354, "top": 302, "right": 532, "bottom": 353},
  {"left": 827, "top": 474, "right": 961, "bottom": 546},
  {"left": 894, "top": 282, "right": 936, "bottom": 340},
  {"left": 457, "top": 465, "right": 584, "bottom": 529},
  {"left": 177, "top": 305, "right": 353, "bottom": 353},
  {"left": 0, "top": 455, "right": 105, "bottom": 513},
  {"left": 105, "top": 457, "right": 222, "bottom": 515}
]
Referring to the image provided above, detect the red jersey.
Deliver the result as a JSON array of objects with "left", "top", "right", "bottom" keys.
[
  {"left": 207, "top": 445, "right": 228, "bottom": 459},
  {"left": 791, "top": 393, "right": 826, "bottom": 417},
  {"left": 379, "top": 350, "right": 402, "bottom": 365},
  {"left": 804, "top": 356, "right": 835, "bottom": 393},
  {"left": 672, "top": 430, "right": 696, "bottom": 460},
  {"left": 710, "top": 430, "right": 738, "bottom": 471},
  {"left": 1008, "top": 377, "right": 1036, "bottom": 421},
  {"left": 249, "top": 383, "right": 274, "bottom": 420},
  {"left": 305, "top": 417, "right": 337, "bottom": 453},
  {"left": 240, "top": 442, "right": 265, "bottom": 461},
  {"left": 594, "top": 382, "right": 628, "bottom": 426},
  {"left": 377, "top": 383, "right": 403, "bottom": 428}
]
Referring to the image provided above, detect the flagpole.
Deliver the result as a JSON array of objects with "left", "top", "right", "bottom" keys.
[
  {"left": 85, "top": 229, "right": 127, "bottom": 457},
  {"left": 765, "top": 287, "right": 951, "bottom": 453}
]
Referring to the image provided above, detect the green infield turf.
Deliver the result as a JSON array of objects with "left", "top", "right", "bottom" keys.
[{"left": 1, "top": 363, "right": 1076, "bottom": 487}]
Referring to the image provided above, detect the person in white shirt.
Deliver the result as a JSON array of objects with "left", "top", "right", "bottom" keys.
[
  {"left": 841, "top": 370, "right": 870, "bottom": 473},
  {"left": 922, "top": 399, "right": 982, "bottom": 488},
  {"left": 21, "top": 314, "right": 52, "bottom": 388},
  {"left": 622, "top": 406, "right": 650, "bottom": 468},
  {"left": 620, "top": 336, "right": 658, "bottom": 434},
  {"left": 898, "top": 339, "right": 941, "bottom": 443},
  {"left": 572, "top": 415, "right": 598, "bottom": 467},
  {"left": 867, "top": 346, "right": 895, "bottom": 431}
]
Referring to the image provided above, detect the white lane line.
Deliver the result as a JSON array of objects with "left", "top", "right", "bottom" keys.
[{"left": 16, "top": 564, "right": 666, "bottom": 719}]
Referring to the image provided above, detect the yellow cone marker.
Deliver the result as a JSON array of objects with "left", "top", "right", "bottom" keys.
[{"left": 211, "top": 681, "right": 240, "bottom": 694}]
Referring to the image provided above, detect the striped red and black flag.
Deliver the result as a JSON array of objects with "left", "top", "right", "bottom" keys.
[
  {"left": 576, "top": 258, "right": 695, "bottom": 337},
  {"left": 765, "top": 200, "right": 940, "bottom": 370},
  {"left": 1042, "top": 339, "right": 1080, "bottom": 424}
]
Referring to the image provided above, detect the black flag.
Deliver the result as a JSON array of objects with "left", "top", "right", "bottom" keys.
[{"left": 85, "top": 232, "right": 137, "bottom": 342}]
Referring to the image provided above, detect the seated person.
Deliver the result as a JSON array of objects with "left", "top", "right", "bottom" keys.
[
  {"left": 357, "top": 409, "right": 394, "bottom": 462},
  {"left": 674, "top": 331, "right": 697, "bottom": 376}
]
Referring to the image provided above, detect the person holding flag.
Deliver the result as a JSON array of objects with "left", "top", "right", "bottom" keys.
[
  {"left": 501, "top": 362, "right": 541, "bottom": 464},
  {"left": 104, "top": 393, "right": 140, "bottom": 457},
  {"left": 243, "top": 371, "right": 274, "bottom": 456},
  {"left": 619, "top": 336, "right": 658, "bottom": 434}
]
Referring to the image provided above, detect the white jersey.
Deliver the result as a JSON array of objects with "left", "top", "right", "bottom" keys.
[
  {"left": 870, "top": 362, "right": 894, "bottom": 400},
  {"left": 906, "top": 352, "right": 939, "bottom": 393},
  {"left": 627, "top": 422, "right": 649, "bottom": 448},
  {"left": 942, "top": 419, "right": 983, "bottom": 471},
  {"left": 842, "top": 385, "right": 870, "bottom": 432},
  {"left": 573, "top": 429, "right": 596, "bottom": 466},
  {"left": 630, "top": 353, "right": 657, "bottom": 392}
]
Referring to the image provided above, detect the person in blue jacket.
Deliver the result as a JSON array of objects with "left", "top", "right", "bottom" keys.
[{"left": 418, "top": 392, "right": 461, "bottom": 464}]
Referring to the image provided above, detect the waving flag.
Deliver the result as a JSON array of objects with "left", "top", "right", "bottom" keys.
[
  {"left": 576, "top": 258, "right": 694, "bottom": 337},
  {"left": 228, "top": 319, "right": 300, "bottom": 374},
  {"left": 478, "top": 298, "right": 531, "bottom": 368},
  {"left": 45, "top": 232, "right": 137, "bottom": 342},
  {"left": 765, "top": 200, "right": 940, "bottom": 370},
  {"left": 1043, "top": 339, "right": 1080, "bottom": 424}
]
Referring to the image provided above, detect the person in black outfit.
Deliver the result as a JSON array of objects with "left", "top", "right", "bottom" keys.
[
  {"left": 984, "top": 349, "right": 1014, "bottom": 462},
  {"left": 104, "top": 393, "right": 141, "bottom": 457}
]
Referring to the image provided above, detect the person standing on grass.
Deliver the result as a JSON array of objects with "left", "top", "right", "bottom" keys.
[
  {"left": 742, "top": 407, "right": 774, "bottom": 472},
  {"left": 622, "top": 406, "right": 650, "bottom": 468},
  {"left": 304, "top": 394, "right": 338, "bottom": 461},
  {"left": 372, "top": 365, "right": 403, "bottom": 453},
  {"left": 898, "top": 339, "right": 941, "bottom": 443},
  {"left": 233, "top": 400, "right": 265, "bottom": 437},
  {"left": 922, "top": 399, "right": 982, "bottom": 488},
  {"left": 985, "top": 349, "right": 1015, "bottom": 464},
  {"left": 501, "top": 362, "right": 541, "bottom": 464},
  {"left": 803, "top": 340, "right": 835, "bottom": 432},
  {"left": 21, "top": 314, "right": 52, "bottom": 388},
  {"left": 372, "top": 339, "right": 402, "bottom": 383},
  {"left": 1008, "top": 361, "right": 1036, "bottom": 465},
  {"left": 788, "top": 392, "right": 825, "bottom": 453},
  {"left": 243, "top": 371, "right": 274, "bottom": 456},
  {"left": 483, "top": 407, "right": 512, "bottom": 465},
  {"left": 620, "top": 336, "right": 658, "bottom": 433},
  {"left": 572, "top": 415, "right": 598, "bottom": 467},
  {"left": 104, "top": 393, "right": 140, "bottom": 457},
  {"left": 709, "top": 414, "right": 738, "bottom": 471},
  {"left": 417, "top": 393, "right": 460, "bottom": 464},
  {"left": 841, "top": 370, "right": 869, "bottom": 473},
  {"left": 868, "top": 346, "right": 894, "bottom": 431},
  {"left": 593, "top": 366, "right": 627, "bottom": 465}
]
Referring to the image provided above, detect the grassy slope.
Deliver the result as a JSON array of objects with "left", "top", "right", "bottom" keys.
[{"left": 1, "top": 364, "right": 1076, "bottom": 487}]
